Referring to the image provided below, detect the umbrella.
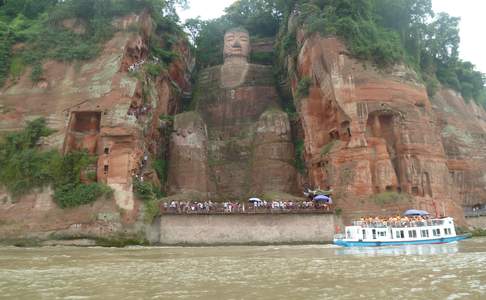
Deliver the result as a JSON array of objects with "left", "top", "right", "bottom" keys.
[
  {"left": 403, "top": 209, "right": 429, "bottom": 216},
  {"left": 248, "top": 197, "right": 262, "bottom": 203},
  {"left": 313, "top": 195, "right": 332, "bottom": 203}
]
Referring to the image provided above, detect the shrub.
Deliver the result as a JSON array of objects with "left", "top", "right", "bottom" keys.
[
  {"left": 158, "top": 114, "right": 174, "bottom": 122},
  {"left": 0, "top": 21, "right": 14, "bottom": 85},
  {"left": 0, "top": 118, "right": 112, "bottom": 207},
  {"left": 320, "top": 140, "right": 337, "bottom": 156},
  {"left": 296, "top": 76, "right": 312, "bottom": 99},
  {"left": 1, "top": 0, "right": 185, "bottom": 86},
  {"left": 294, "top": 139, "right": 305, "bottom": 174},
  {"left": 143, "top": 198, "right": 161, "bottom": 223},
  {"left": 250, "top": 52, "right": 273, "bottom": 65},
  {"left": 471, "top": 228, "right": 486, "bottom": 237},
  {"left": 53, "top": 183, "right": 112, "bottom": 208},
  {"left": 335, "top": 207, "right": 342, "bottom": 216},
  {"left": 133, "top": 178, "right": 157, "bottom": 201},
  {"left": 145, "top": 63, "right": 165, "bottom": 78},
  {"left": 30, "top": 63, "right": 43, "bottom": 82},
  {"left": 153, "top": 159, "right": 168, "bottom": 184}
]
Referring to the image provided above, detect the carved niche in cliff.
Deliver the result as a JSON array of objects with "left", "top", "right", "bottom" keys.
[
  {"left": 168, "top": 27, "right": 297, "bottom": 199},
  {"left": 64, "top": 111, "right": 102, "bottom": 154}
]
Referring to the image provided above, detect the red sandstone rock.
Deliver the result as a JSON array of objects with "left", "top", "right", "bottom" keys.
[
  {"left": 291, "top": 34, "right": 485, "bottom": 224},
  {"left": 0, "top": 13, "right": 191, "bottom": 237}
]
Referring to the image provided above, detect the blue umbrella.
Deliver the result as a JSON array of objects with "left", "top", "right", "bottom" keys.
[
  {"left": 403, "top": 209, "right": 429, "bottom": 216},
  {"left": 313, "top": 195, "right": 332, "bottom": 203}
]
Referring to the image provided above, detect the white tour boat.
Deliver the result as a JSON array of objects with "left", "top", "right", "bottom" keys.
[{"left": 333, "top": 210, "right": 470, "bottom": 247}]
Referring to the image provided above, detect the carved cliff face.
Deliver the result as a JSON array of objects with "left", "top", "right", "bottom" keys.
[
  {"left": 223, "top": 29, "right": 250, "bottom": 62},
  {"left": 168, "top": 28, "right": 298, "bottom": 199}
]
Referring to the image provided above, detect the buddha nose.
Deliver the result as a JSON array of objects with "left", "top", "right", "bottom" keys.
[{"left": 233, "top": 39, "right": 241, "bottom": 48}]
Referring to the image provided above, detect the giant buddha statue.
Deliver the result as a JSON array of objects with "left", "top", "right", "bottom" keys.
[{"left": 168, "top": 27, "right": 297, "bottom": 200}]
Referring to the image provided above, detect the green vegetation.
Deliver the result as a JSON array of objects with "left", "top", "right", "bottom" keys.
[
  {"left": 133, "top": 178, "right": 164, "bottom": 223},
  {"left": 280, "top": 0, "right": 486, "bottom": 107},
  {"left": 145, "top": 62, "right": 165, "bottom": 78},
  {"left": 471, "top": 228, "right": 486, "bottom": 237},
  {"left": 184, "top": 0, "right": 283, "bottom": 69},
  {"left": 0, "top": 118, "right": 112, "bottom": 207},
  {"left": 250, "top": 51, "right": 273, "bottom": 65},
  {"left": 143, "top": 198, "right": 161, "bottom": 223},
  {"left": 293, "top": 139, "right": 305, "bottom": 174},
  {"left": 370, "top": 191, "right": 411, "bottom": 206},
  {"left": 158, "top": 114, "right": 175, "bottom": 122},
  {"left": 153, "top": 158, "right": 168, "bottom": 184},
  {"left": 295, "top": 76, "right": 312, "bottom": 99},
  {"left": 54, "top": 182, "right": 112, "bottom": 208},
  {"left": 0, "top": 0, "right": 187, "bottom": 85},
  {"left": 320, "top": 140, "right": 337, "bottom": 156},
  {"left": 183, "top": 0, "right": 484, "bottom": 108},
  {"left": 133, "top": 178, "right": 158, "bottom": 201}
]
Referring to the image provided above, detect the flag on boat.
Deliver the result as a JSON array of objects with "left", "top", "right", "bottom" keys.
[{"left": 313, "top": 195, "right": 332, "bottom": 203}]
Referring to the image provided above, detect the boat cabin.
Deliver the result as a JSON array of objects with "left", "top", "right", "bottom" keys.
[{"left": 344, "top": 218, "right": 456, "bottom": 242}]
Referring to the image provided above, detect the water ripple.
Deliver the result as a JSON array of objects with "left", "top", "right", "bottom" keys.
[{"left": 0, "top": 238, "right": 485, "bottom": 299}]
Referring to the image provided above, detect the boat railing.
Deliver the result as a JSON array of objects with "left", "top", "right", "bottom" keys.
[
  {"left": 352, "top": 219, "right": 446, "bottom": 228},
  {"left": 333, "top": 233, "right": 345, "bottom": 240}
]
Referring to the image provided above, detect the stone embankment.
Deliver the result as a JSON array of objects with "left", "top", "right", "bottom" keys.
[{"left": 153, "top": 213, "right": 341, "bottom": 245}]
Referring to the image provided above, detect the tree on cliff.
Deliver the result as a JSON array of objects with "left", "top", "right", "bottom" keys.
[
  {"left": 0, "top": 118, "right": 112, "bottom": 207},
  {"left": 186, "top": 0, "right": 485, "bottom": 106},
  {"left": 0, "top": 0, "right": 188, "bottom": 86},
  {"left": 274, "top": 0, "right": 485, "bottom": 106},
  {"left": 185, "top": 0, "right": 283, "bottom": 69}
]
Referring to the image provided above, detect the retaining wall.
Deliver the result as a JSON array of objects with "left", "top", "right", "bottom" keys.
[
  {"left": 154, "top": 213, "right": 340, "bottom": 245},
  {"left": 466, "top": 216, "right": 486, "bottom": 229}
]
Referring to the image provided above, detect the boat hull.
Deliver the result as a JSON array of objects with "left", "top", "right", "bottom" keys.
[{"left": 333, "top": 234, "right": 471, "bottom": 247}]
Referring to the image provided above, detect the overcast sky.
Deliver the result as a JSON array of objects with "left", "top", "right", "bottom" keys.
[{"left": 178, "top": 0, "right": 486, "bottom": 73}]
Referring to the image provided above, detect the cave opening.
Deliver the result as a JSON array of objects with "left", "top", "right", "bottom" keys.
[{"left": 71, "top": 111, "right": 101, "bottom": 133}]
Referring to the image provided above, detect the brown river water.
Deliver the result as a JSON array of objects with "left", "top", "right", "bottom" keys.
[{"left": 0, "top": 238, "right": 485, "bottom": 300}]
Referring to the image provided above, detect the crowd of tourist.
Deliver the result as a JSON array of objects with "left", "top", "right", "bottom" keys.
[
  {"left": 355, "top": 215, "right": 441, "bottom": 228},
  {"left": 127, "top": 103, "right": 150, "bottom": 119},
  {"left": 160, "top": 200, "right": 332, "bottom": 214},
  {"left": 128, "top": 59, "right": 146, "bottom": 72}
]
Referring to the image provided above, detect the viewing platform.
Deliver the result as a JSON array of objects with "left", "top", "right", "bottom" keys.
[{"left": 159, "top": 202, "right": 334, "bottom": 215}]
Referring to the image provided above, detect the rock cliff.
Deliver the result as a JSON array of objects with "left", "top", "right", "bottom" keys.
[
  {"left": 0, "top": 13, "right": 192, "bottom": 241},
  {"left": 1, "top": 11, "right": 486, "bottom": 242},
  {"left": 288, "top": 33, "right": 486, "bottom": 223},
  {"left": 168, "top": 28, "right": 298, "bottom": 200}
]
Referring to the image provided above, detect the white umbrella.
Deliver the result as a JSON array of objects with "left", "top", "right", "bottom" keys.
[{"left": 248, "top": 197, "right": 262, "bottom": 203}]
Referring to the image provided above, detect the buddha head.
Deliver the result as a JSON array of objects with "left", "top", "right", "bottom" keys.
[{"left": 223, "top": 27, "right": 250, "bottom": 62}]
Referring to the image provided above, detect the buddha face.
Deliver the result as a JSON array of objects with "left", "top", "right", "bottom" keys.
[{"left": 223, "top": 29, "right": 250, "bottom": 61}]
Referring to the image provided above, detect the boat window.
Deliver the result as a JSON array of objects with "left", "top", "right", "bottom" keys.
[
  {"left": 362, "top": 229, "right": 367, "bottom": 240},
  {"left": 379, "top": 231, "right": 386, "bottom": 237},
  {"left": 408, "top": 230, "right": 417, "bottom": 238},
  {"left": 400, "top": 230, "right": 405, "bottom": 238},
  {"left": 444, "top": 228, "right": 452, "bottom": 235},
  {"left": 421, "top": 230, "right": 429, "bottom": 238},
  {"left": 346, "top": 230, "right": 351, "bottom": 239},
  {"left": 432, "top": 229, "right": 440, "bottom": 237},
  {"left": 372, "top": 229, "right": 377, "bottom": 239}
]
